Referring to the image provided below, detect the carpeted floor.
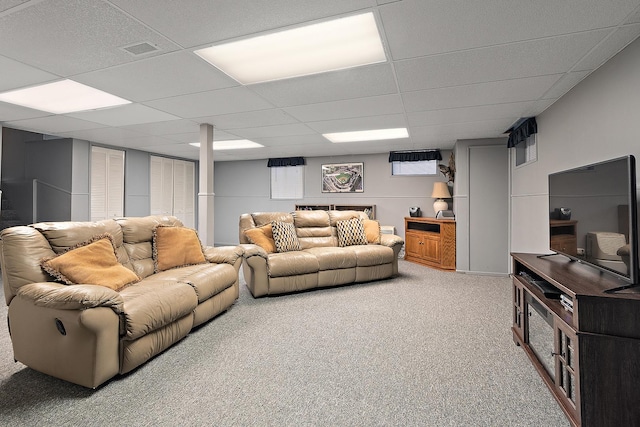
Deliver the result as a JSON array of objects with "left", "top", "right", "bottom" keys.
[{"left": 0, "top": 260, "right": 569, "bottom": 426}]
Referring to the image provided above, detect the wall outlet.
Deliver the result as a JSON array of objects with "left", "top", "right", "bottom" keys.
[{"left": 577, "top": 247, "right": 585, "bottom": 256}]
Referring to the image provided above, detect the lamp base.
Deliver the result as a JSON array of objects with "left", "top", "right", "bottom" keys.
[{"left": 433, "top": 199, "right": 448, "bottom": 215}]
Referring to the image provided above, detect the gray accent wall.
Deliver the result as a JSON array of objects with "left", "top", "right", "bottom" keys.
[
  {"left": 214, "top": 152, "right": 453, "bottom": 246},
  {"left": 510, "top": 37, "right": 640, "bottom": 259}
]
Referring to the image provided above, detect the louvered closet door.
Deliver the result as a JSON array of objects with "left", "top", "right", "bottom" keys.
[
  {"left": 150, "top": 156, "right": 194, "bottom": 227},
  {"left": 91, "top": 147, "right": 124, "bottom": 221}
]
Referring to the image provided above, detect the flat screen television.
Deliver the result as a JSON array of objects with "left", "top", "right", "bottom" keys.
[{"left": 548, "top": 155, "right": 638, "bottom": 289}]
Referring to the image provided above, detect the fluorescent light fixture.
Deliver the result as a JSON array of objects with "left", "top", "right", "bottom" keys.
[
  {"left": 190, "top": 139, "right": 263, "bottom": 150},
  {"left": 194, "top": 12, "right": 386, "bottom": 84},
  {"left": 323, "top": 128, "right": 409, "bottom": 143},
  {"left": 0, "top": 79, "right": 131, "bottom": 114}
]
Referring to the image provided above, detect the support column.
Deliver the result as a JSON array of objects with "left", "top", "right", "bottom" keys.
[{"left": 198, "top": 123, "right": 215, "bottom": 246}]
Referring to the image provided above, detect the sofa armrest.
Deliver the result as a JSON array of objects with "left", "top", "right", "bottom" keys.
[
  {"left": 16, "top": 282, "right": 124, "bottom": 314},
  {"left": 240, "top": 243, "right": 269, "bottom": 260},
  {"left": 380, "top": 234, "right": 405, "bottom": 248},
  {"left": 203, "top": 245, "right": 244, "bottom": 265}
]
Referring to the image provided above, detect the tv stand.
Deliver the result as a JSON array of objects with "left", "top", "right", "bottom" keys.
[{"left": 512, "top": 253, "right": 640, "bottom": 427}]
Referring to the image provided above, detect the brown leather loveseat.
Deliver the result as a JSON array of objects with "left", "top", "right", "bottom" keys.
[
  {"left": 239, "top": 210, "right": 404, "bottom": 297},
  {"left": 1, "top": 215, "right": 242, "bottom": 388}
]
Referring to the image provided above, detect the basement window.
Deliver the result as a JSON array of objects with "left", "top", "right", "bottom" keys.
[
  {"left": 515, "top": 134, "right": 537, "bottom": 167},
  {"left": 392, "top": 160, "right": 438, "bottom": 176}
]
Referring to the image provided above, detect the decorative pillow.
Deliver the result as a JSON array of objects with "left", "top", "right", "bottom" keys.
[
  {"left": 153, "top": 225, "right": 206, "bottom": 272},
  {"left": 363, "top": 219, "right": 381, "bottom": 244},
  {"left": 271, "top": 221, "right": 301, "bottom": 252},
  {"left": 244, "top": 224, "right": 276, "bottom": 253},
  {"left": 336, "top": 218, "right": 368, "bottom": 247},
  {"left": 40, "top": 233, "right": 139, "bottom": 291}
]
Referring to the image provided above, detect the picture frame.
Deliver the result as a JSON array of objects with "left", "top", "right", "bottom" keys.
[{"left": 321, "top": 162, "right": 364, "bottom": 193}]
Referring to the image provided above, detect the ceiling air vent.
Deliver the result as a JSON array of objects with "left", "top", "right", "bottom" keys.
[{"left": 121, "top": 42, "right": 160, "bottom": 56}]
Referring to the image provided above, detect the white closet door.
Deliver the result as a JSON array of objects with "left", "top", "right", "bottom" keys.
[
  {"left": 150, "top": 156, "right": 195, "bottom": 226},
  {"left": 91, "top": 147, "right": 124, "bottom": 221}
]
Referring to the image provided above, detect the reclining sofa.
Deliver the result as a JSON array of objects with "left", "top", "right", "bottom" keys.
[
  {"left": 239, "top": 210, "right": 404, "bottom": 297},
  {"left": 1, "top": 215, "right": 242, "bottom": 388}
]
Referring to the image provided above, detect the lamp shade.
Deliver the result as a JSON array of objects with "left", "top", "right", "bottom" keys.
[{"left": 431, "top": 182, "right": 451, "bottom": 199}]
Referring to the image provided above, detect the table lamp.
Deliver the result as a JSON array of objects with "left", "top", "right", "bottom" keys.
[{"left": 431, "top": 181, "right": 451, "bottom": 214}]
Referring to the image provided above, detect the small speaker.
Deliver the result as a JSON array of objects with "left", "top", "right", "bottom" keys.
[{"left": 409, "top": 207, "right": 421, "bottom": 217}]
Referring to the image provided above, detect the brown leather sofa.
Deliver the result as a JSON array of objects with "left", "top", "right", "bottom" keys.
[
  {"left": 239, "top": 210, "right": 404, "bottom": 297},
  {"left": 1, "top": 215, "right": 242, "bottom": 388}
]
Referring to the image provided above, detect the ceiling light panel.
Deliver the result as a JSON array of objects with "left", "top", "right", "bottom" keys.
[
  {"left": 323, "top": 128, "right": 409, "bottom": 143},
  {"left": 0, "top": 80, "right": 131, "bottom": 114},
  {"left": 194, "top": 12, "right": 386, "bottom": 84},
  {"left": 190, "top": 139, "right": 263, "bottom": 150}
]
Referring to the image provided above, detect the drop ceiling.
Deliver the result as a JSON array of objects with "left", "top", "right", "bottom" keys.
[{"left": 1, "top": 0, "right": 639, "bottom": 161}]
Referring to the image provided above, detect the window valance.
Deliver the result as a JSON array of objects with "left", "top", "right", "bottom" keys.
[
  {"left": 267, "top": 157, "right": 305, "bottom": 167},
  {"left": 388, "top": 150, "right": 442, "bottom": 162},
  {"left": 506, "top": 117, "right": 537, "bottom": 148}
]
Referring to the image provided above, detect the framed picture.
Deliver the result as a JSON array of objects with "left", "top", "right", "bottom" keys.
[{"left": 321, "top": 163, "right": 364, "bottom": 193}]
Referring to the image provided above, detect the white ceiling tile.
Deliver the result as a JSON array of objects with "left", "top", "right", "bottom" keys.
[
  {"left": 121, "top": 119, "right": 201, "bottom": 136},
  {"left": 284, "top": 94, "right": 404, "bottom": 122},
  {"left": 0, "top": 1, "right": 29, "bottom": 14},
  {"left": 410, "top": 119, "right": 516, "bottom": 141},
  {"left": 195, "top": 109, "right": 299, "bottom": 130},
  {"left": 250, "top": 63, "right": 398, "bottom": 107},
  {"left": 111, "top": 0, "right": 377, "bottom": 48},
  {"left": 407, "top": 101, "right": 537, "bottom": 127},
  {"left": 541, "top": 71, "right": 591, "bottom": 100},
  {"left": 73, "top": 51, "right": 239, "bottom": 102},
  {"left": 229, "top": 124, "right": 316, "bottom": 139},
  {"left": 381, "top": 0, "right": 640, "bottom": 60},
  {"left": 394, "top": 30, "right": 610, "bottom": 92},
  {"left": 68, "top": 104, "right": 181, "bottom": 127},
  {"left": 5, "top": 115, "right": 106, "bottom": 134},
  {"left": 0, "top": 0, "right": 180, "bottom": 76},
  {"left": 0, "top": 101, "right": 51, "bottom": 122},
  {"left": 0, "top": 55, "right": 58, "bottom": 92},
  {"left": 144, "top": 87, "right": 275, "bottom": 118},
  {"left": 56, "top": 127, "right": 146, "bottom": 143},
  {"left": 307, "top": 114, "right": 407, "bottom": 133},
  {"left": 401, "top": 75, "right": 562, "bottom": 113},
  {"left": 573, "top": 25, "right": 640, "bottom": 71}
]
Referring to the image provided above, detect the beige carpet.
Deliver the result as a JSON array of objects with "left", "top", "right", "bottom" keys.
[{"left": 0, "top": 260, "right": 569, "bottom": 426}]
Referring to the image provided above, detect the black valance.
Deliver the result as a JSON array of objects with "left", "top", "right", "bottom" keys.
[
  {"left": 267, "top": 157, "right": 305, "bottom": 167},
  {"left": 506, "top": 117, "right": 537, "bottom": 148},
  {"left": 388, "top": 150, "right": 442, "bottom": 162}
]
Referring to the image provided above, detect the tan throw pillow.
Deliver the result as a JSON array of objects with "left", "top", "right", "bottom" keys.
[
  {"left": 271, "top": 221, "right": 301, "bottom": 252},
  {"left": 336, "top": 218, "right": 368, "bottom": 247},
  {"left": 363, "top": 219, "right": 381, "bottom": 244},
  {"left": 244, "top": 224, "right": 276, "bottom": 253},
  {"left": 153, "top": 225, "right": 206, "bottom": 272},
  {"left": 41, "top": 233, "right": 139, "bottom": 291}
]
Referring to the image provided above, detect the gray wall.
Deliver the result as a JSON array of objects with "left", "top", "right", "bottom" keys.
[
  {"left": 510, "top": 37, "right": 640, "bottom": 257},
  {"left": 214, "top": 151, "right": 452, "bottom": 246}
]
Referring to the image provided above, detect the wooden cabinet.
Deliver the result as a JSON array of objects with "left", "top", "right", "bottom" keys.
[
  {"left": 550, "top": 220, "right": 578, "bottom": 256},
  {"left": 512, "top": 253, "right": 640, "bottom": 426},
  {"left": 404, "top": 217, "right": 455, "bottom": 271}
]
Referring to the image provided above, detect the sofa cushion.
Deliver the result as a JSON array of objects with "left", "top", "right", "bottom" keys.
[
  {"left": 40, "top": 234, "right": 139, "bottom": 291},
  {"left": 244, "top": 224, "right": 276, "bottom": 253},
  {"left": 336, "top": 218, "right": 368, "bottom": 247},
  {"left": 350, "top": 245, "right": 395, "bottom": 267},
  {"left": 152, "top": 263, "right": 237, "bottom": 303},
  {"left": 153, "top": 226, "right": 206, "bottom": 272},
  {"left": 271, "top": 221, "right": 302, "bottom": 252},
  {"left": 303, "top": 247, "right": 357, "bottom": 270},
  {"left": 119, "top": 280, "right": 198, "bottom": 340},
  {"left": 267, "top": 251, "right": 319, "bottom": 277},
  {"left": 363, "top": 220, "right": 381, "bottom": 244}
]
